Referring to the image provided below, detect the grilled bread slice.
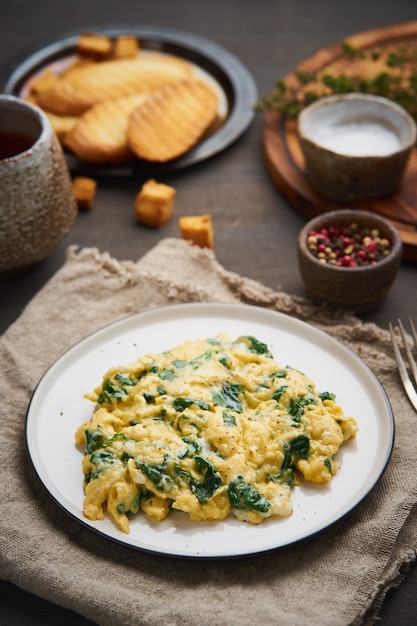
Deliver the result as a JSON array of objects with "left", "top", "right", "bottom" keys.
[
  {"left": 37, "top": 55, "right": 194, "bottom": 116},
  {"left": 64, "top": 93, "right": 149, "bottom": 163},
  {"left": 127, "top": 77, "right": 219, "bottom": 162}
]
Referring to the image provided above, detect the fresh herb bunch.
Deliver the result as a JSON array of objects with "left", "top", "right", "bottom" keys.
[{"left": 255, "top": 42, "right": 417, "bottom": 121}]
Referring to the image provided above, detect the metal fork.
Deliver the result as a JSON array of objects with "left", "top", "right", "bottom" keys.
[{"left": 389, "top": 318, "right": 417, "bottom": 412}]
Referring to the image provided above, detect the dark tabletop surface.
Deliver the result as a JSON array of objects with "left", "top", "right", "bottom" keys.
[{"left": 1, "top": 0, "right": 416, "bottom": 624}]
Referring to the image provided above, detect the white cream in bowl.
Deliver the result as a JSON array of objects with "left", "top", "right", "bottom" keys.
[
  {"left": 312, "top": 122, "right": 402, "bottom": 156},
  {"left": 297, "top": 93, "right": 417, "bottom": 201}
]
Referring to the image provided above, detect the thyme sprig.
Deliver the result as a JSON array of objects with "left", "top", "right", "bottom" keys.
[{"left": 255, "top": 42, "right": 417, "bottom": 121}]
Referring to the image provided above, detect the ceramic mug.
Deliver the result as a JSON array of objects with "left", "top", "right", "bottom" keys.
[{"left": 0, "top": 95, "right": 77, "bottom": 274}]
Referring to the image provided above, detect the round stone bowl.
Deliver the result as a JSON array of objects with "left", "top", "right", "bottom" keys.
[
  {"left": 0, "top": 95, "right": 77, "bottom": 275},
  {"left": 297, "top": 209, "right": 403, "bottom": 313},
  {"left": 297, "top": 93, "right": 417, "bottom": 202}
]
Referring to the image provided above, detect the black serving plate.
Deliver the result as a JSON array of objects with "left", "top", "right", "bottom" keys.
[{"left": 3, "top": 25, "right": 258, "bottom": 177}]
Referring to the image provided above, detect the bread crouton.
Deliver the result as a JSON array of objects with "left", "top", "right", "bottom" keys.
[
  {"left": 179, "top": 214, "right": 213, "bottom": 248},
  {"left": 113, "top": 35, "right": 139, "bottom": 59},
  {"left": 72, "top": 176, "right": 97, "bottom": 209},
  {"left": 76, "top": 32, "right": 113, "bottom": 60},
  {"left": 134, "top": 178, "right": 176, "bottom": 227}
]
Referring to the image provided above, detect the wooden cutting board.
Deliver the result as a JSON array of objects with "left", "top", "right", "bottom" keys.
[{"left": 262, "top": 21, "right": 417, "bottom": 262}]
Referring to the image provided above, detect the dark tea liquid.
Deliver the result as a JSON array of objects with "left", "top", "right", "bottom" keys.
[{"left": 0, "top": 130, "right": 36, "bottom": 160}]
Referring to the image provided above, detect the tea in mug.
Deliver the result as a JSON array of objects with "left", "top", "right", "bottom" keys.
[{"left": 0, "top": 131, "right": 36, "bottom": 160}]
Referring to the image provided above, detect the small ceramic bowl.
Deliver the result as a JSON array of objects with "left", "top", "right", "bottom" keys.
[
  {"left": 297, "top": 209, "right": 402, "bottom": 313},
  {"left": 298, "top": 93, "right": 417, "bottom": 201}
]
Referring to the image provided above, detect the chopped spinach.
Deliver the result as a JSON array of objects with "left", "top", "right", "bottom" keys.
[
  {"left": 272, "top": 385, "right": 288, "bottom": 402},
  {"left": 85, "top": 429, "right": 104, "bottom": 454},
  {"left": 135, "top": 457, "right": 174, "bottom": 492},
  {"left": 172, "top": 360, "right": 188, "bottom": 370},
  {"left": 266, "top": 442, "right": 296, "bottom": 486},
  {"left": 228, "top": 476, "right": 270, "bottom": 513},
  {"left": 159, "top": 368, "right": 175, "bottom": 381},
  {"left": 219, "top": 356, "right": 229, "bottom": 368},
  {"left": 270, "top": 370, "right": 287, "bottom": 379},
  {"left": 177, "top": 436, "right": 202, "bottom": 458},
  {"left": 289, "top": 434, "right": 310, "bottom": 459},
  {"left": 115, "top": 373, "right": 139, "bottom": 387},
  {"left": 97, "top": 379, "right": 128, "bottom": 404},
  {"left": 222, "top": 411, "right": 236, "bottom": 426},
  {"left": 319, "top": 391, "right": 336, "bottom": 402},
  {"left": 108, "top": 432, "right": 127, "bottom": 443},
  {"left": 172, "top": 351, "right": 212, "bottom": 371},
  {"left": 237, "top": 336, "right": 272, "bottom": 356},
  {"left": 117, "top": 491, "right": 141, "bottom": 515},
  {"left": 190, "top": 456, "right": 222, "bottom": 503},
  {"left": 212, "top": 382, "right": 243, "bottom": 413},
  {"left": 173, "top": 397, "right": 210, "bottom": 412},
  {"left": 266, "top": 468, "right": 295, "bottom": 487},
  {"left": 288, "top": 395, "right": 317, "bottom": 422},
  {"left": 324, "top": 457, "right": 333, "bottom": 474},
  {"left": 89, "top": 449, "right": 118, "bottom": 481},
  {"left": 281, "top": 441, "right": 292, "bottom": 471},
  {"left": 174, "top": 456, "right": 221, "bottom": 504}
]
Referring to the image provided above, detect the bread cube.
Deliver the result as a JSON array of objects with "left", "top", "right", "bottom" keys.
[
  {"left": 179, "top": 214, "right": 214, "bottom": 248},
  {"left": 134, "top": 178, "right": 176, "bottom": 228},
  {"left": 113, "top": 35, "right": 139, "bottom": 59},
  {"left": 72, "top": 176, "right": 97, "bottom": 210},
  {"left": 76, "top": 33, "right": 113, "bottom": 60}
]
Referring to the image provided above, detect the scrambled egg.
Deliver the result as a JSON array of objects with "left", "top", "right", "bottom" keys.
[{"left": 75, "top": 334, "right": 358, "bottom": 533}]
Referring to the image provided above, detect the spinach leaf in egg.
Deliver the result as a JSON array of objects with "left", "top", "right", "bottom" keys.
[
  {"left": 288, "top": 395, "right": 317, "bottom": 422},
  {"left": 88, "top": 449, "right": 118, "bottom": 481},
  {"left": 191, "top": 456, "right": 222, "bottom": 504},
  {"left": 135, "top": 456, "right": 174, "bottom": 492},
  {"left": 212, "top": 382, "right": 243, "bottom": 413},
  {"left": 319, "top": 391, "right": 336, "bottom": 401},
  {"left": 174, "top": 456, "right": 221, "bottom": 504},
  {"left": 272, "top": 385, "right": 288, "bottom": 402},
  {"left": 237, "top": 336, "right": 272, "bottom": 356},
  {"left": 228, "top": 476, "right": 270, "bottom": 513},
  {"left": 173, "top": 397, "right": 210, "bottom": 412},
  {"left": 85, "top": 429, "right": 104, "bottom": 454},
  {"left": 289, "top": 434, "right": 310, "bottom": 459},
  {"left": 222, "top": 411, "right": 236, "bottom": 426}
]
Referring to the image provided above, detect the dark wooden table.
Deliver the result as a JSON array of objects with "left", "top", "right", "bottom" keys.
[{"left": 1, "top": 1, "right": 416, "bottom": 624}]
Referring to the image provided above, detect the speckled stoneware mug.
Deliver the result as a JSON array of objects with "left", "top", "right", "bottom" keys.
[{"left": 0, "top": 95, "right": 77, "bottom": 274}]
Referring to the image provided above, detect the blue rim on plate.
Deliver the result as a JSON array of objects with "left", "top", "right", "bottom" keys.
[
  {"left": 3, "top": 25, "right": 258, "bottom": 177},
  {"left": 25, "top": 303, "right": 394, "bottom": 559}
]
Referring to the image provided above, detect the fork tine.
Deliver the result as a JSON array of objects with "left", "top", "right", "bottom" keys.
[
  {"left": 409, "top": 317, "right": 417, "bottom": 356},
  {"left": 390, "top": 321, "right": 417, "bottom": 412},
  {"left": 398, "top": 318, "right": 417, "bottom": 387}
]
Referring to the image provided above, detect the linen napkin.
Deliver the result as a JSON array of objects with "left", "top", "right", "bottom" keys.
[{"left": 1, "top": 238, "right": 416, "bottom": 626}]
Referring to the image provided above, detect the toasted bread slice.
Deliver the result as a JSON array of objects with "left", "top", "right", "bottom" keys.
[
  {"left": 44, "top": 111, "right": 79, "bottom": 142},
  {"left": 29, "top": 70, "right": 60, "bottom": 95},
  {"left": 65, "top": 93, "right": 148, "bottom": 163},
  {"left": 127, "top": 77, "right": 219, "bottom": 162},
  {"left": 37, "top": 55, "right": 193, "bottom": 116}
]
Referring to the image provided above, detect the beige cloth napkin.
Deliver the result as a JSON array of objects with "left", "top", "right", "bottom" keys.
[{"left": 1, "top": 238, "right": 416, "bottom": 626}]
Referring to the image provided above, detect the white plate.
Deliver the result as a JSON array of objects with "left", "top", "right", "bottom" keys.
[{"left": 26, "top": 303, "right": 394, "bottom": 558}]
